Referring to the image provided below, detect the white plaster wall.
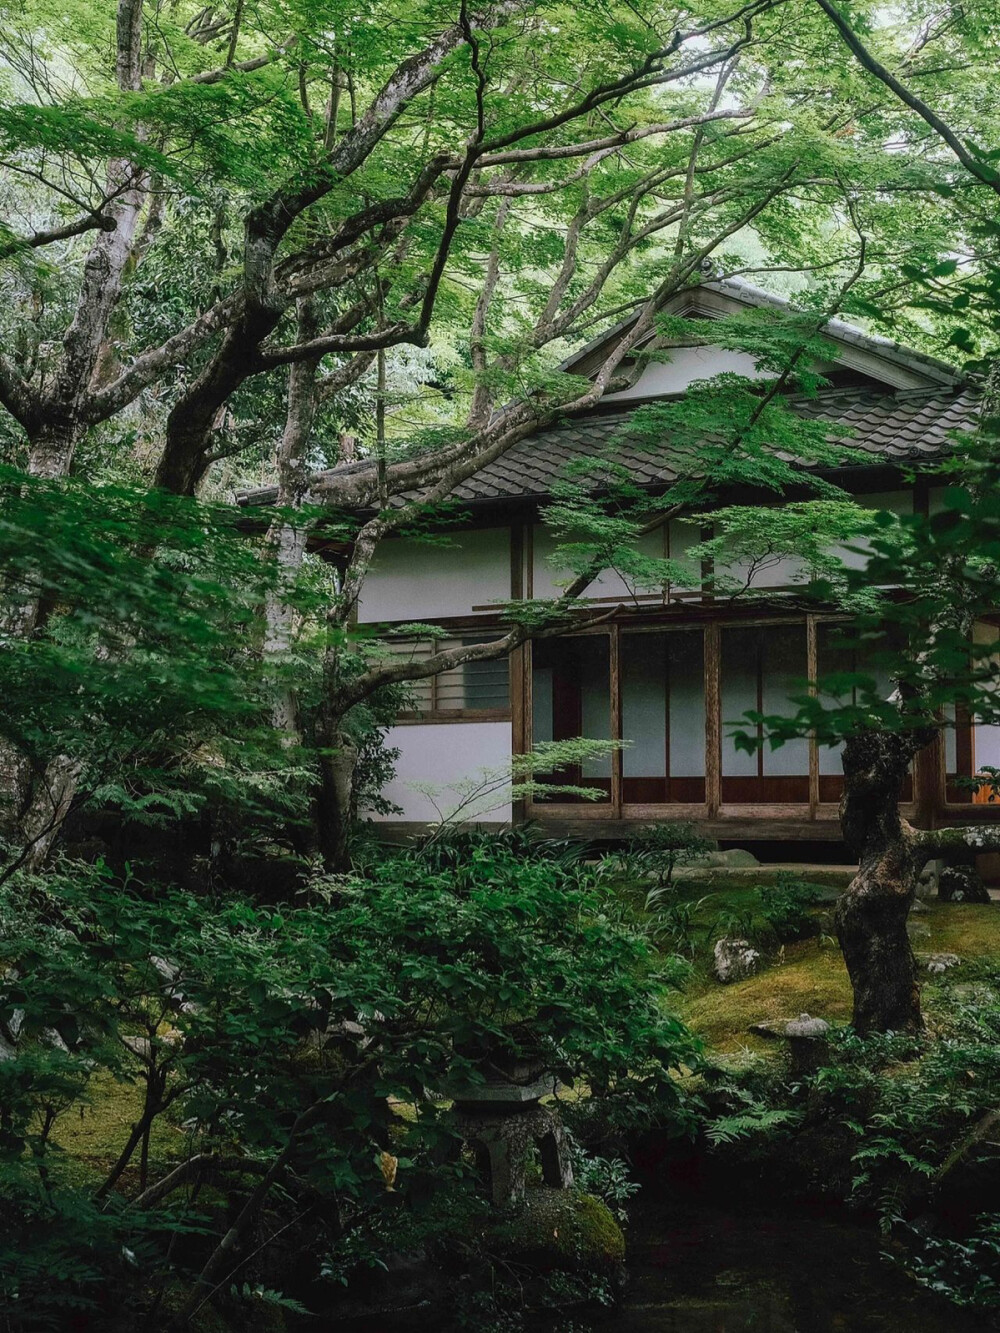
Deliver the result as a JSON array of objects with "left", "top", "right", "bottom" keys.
[
  {"left": 371, "top": 722, "right": 513, "bottom": 822},
  {"left": 668, "top": 519, "right": 703, "bottom": 591},
  {"left": 715, "top": 535, "right": 807, "bottom": 591},
  {"left": 531, "top": 522, "right": 695, "bottom": 600},
  {"left": 831, "top": 489, "right": 913, "bottom": 570},
  {"left": 717, "top": 490, "right": 914, "bottom": 588},
  {"left": 603, "top": 345, "right": 771, "bottom": 401},
  {"left": 358, "top": 527, "right": 511, "bottom": 623}
]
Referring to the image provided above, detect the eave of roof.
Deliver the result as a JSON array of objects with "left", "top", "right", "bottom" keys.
[
  {"left": 561, "top": 277, "right": 966, "bottom": 390},
  {"left": 236, "top": 279, "right": 974, "bottom": 512}
]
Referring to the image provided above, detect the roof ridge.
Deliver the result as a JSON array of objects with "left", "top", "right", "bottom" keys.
[{"left": 561, "top": 277, "right": 966, "bottom": 390}]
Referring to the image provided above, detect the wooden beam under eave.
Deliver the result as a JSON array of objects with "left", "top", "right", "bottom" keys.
[
  {"left": 704, "top": 622, "right": 721, "bottom": 818},
  {"left": 610, "top": 624, "right": 623, "bottom": 819}
]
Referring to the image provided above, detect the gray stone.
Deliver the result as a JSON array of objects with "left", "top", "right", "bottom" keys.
[
  {"left": 916, "top": 951, "right": 962, "bottom": 974},
  {"left": 917, "top": 859, "right": 942, "bottom": 900},
  {"left": 713, "top": 938, "right": 760, "bottom": 984},
  {"left": 748, "top": 1021, "right": 784, "bottom": 1040},
  {"left": 939, "top": 864, "right": 991, "bottom": 904},
  {"left": 451, "top": 1073, "right": 561, "bottom": 1106},
  {"left": 453, "top": 1102, "right": 573, "bottom": 1207},
  {"left": 149, "top": 955, "right": 180, "bottom": 984},
  {"left": 707, "top": 849, "right": 760, "bottom": 868},
  {"left": 0, "top": 1032, "right": 16, "bottom": 1061},
  {"left": 784, "top": 1013, "right": 831, "bottom": 1076}
]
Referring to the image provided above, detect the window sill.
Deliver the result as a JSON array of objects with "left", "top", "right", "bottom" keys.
[{"left": 394, "top": 710, "right": 512, "bottom": 725}]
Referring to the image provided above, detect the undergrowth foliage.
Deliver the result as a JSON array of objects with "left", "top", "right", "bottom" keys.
[
  {"left": 703, "top": 960, "right": 1000, "bottom": 1315},
  {"left": 0, "top": 839, "right": 698, "bottom": 1329}
]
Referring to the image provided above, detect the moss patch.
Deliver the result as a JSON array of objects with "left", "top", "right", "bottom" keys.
[
  {"left": 490, "top": 1188, "right": 625, "bottom": 1273},
  {"left": 676, "top": 901, "right": 1000, "bottom": 1053},
  {"left": 50, "top": 1071, "right": 186, "bottom": 1174},
  {"left": 679, "top": 939, "right": 853, "bottom": 1052}
]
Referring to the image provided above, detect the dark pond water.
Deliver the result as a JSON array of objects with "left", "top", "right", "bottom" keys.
[{"left": 588, "top": 1202, "right": 990, "bottom": 1333}]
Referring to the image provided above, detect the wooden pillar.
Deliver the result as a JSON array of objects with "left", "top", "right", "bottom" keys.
[
  {"left": 807, "top": 615, "right": 819, "bottom": 819},
  {"left": 705, "top": 623, "right": 721, "bottom": 817},
  {"left": 610, "top": 624, "right": 623, "bottom": 819},
  {"left": 510, "top": 522, "right": 524, "bottom": 601},
  {"left": 510, "top": 643, "right": 527, "bottom": 826},
  {"left": 913, "top": 732, "right": 942, "bottom": 830}
]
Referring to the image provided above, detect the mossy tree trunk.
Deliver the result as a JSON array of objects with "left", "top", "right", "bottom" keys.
[
  {"left": 315, "top": 729, "right": 358, "bottom": 874},
  {"left": 836, "top": 727, "right": 930, "bottom": 1035}
]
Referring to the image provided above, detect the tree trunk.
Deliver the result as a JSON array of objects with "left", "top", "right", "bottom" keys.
[
  {"left": 836, "top": 727, "right": 929, "bottom": 1035},
  {"left": 0, "top": 0, "right": 147, "bottom": 866},
  {"left": 262, "top": 301, "right": 321, "bottom": 738},
  {"left": 316, "top": 736, "right": 358, "bottom": 873}
]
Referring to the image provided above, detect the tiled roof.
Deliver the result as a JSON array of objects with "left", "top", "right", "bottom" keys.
[
  {"left": 237, "top": 385, "right": 979, "bottom": 510},
  {"left": 406, "top": 385, "right": 980, "bottom": 504}
]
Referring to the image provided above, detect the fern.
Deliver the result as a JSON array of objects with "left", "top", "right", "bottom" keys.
[
  {"left": 230, "top": 1283, "right": 310, "bottom": 1315},
  {"left": 706, "top": 1107, "right": 803, "bottom": 1144}
]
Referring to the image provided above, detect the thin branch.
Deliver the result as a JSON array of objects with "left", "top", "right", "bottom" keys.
[{"left": 813, "top": 0, "right": 1000, "bottom": 195}]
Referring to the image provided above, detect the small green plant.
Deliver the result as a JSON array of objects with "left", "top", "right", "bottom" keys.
[
  {"left": 899, "top": 1212, "right": 1000, "bottom": 1309},
  {"left": 566, "top": 1136, "right": 640, "bottom": 1222},
  {"left": 756, "top": 874, "right": 826, "bottom": 942},
  {"left": 645, "top": 893, "right": 709, "bottom": 958},
  {"left": 613, "top": 822, "right": 713, "bottom": 888},
  {"left": 710, "top": 874, "right": 826, "bottom": 949}
]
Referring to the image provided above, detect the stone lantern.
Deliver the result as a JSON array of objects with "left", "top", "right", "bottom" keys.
[
  {"left": 783, "top": 1013, "right": 830, "bottom": 1076},
  {"left": 448, "top": 1055, "right": 574, "bottom": 1207}
]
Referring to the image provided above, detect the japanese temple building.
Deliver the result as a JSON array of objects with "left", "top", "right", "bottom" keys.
[{"left": 350, "top": 280, "right": 991, "bottom": 848}]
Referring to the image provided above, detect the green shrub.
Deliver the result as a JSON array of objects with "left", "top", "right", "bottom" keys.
[
  {"left": 613, "top": 822, "right": 713, "bottom": 889},
  {"left": 711, "top": 874, "right": 827, "bottom": 948},
  {"left": 0, "top": 843, "right": 699, "bottom": 1328}
]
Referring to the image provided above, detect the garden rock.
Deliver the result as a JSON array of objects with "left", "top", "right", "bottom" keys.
[
  {"left": 917, "top": 859, "right": 942, "bottom": 899},
  {"left": 695, "top": 848, "right": 759, "bottom": 869},
  {"left": 713, "top": 938, "right": 760, "bottom": 984},
  {"left": 748, "top": 1021, "right": 784, "bottom": 1040},
  {"left": 916, "top": 952, "right": 962, "bottom": 974},
  {"left": 784, "top": 1013, "right": 830, "bottom": 1076},
  {"left": 938, "top": 864, "right": 991, "bottom": 903},
  {"left": 490, "top": 1188, "right": 626, "bottom": 1279}
]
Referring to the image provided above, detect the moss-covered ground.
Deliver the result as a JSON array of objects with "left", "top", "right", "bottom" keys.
[
  {"left": 49, "top": 1071, "right": 188, "bottom": 1185},
  {"left": 47, "top": 868, "right": 1000, "bottom": 1174},
  {"left": 666, "top": 869, "right": 1000, "bottom": 1053}
]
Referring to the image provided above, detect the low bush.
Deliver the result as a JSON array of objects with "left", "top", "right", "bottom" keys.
[
  {"left": 701, "top": 962, "right": 1000, "bottom": 1317},
  {"left": 0, "top": 841, "right": 699, "bottom": 1329}
]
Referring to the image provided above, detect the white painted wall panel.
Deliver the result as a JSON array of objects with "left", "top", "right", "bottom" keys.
[
  {"left": 715, "top": 535, "right": 807, "bottom": 590},
  {"left": 371, "top": 722, "right": 513, "bottom": 822},
  {"left": 533, "top": 522, "right": 688, "bottom": 602},
  {"left": 358, "top": 527, "right": 511, "bottom": 623},
  {"left": 603, "top": 345, "right": 770, "bottom": 401},
  {"left": 830, "top": 490, "right": 913, "bottom": 570}
]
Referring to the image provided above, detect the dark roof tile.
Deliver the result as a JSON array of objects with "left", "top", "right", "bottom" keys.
[
  {"left": 410, "top": 386, "right": 980, "bottom": 505},
  {"left": 237, "top": 386, "right": 980, "bottom": 510}
]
